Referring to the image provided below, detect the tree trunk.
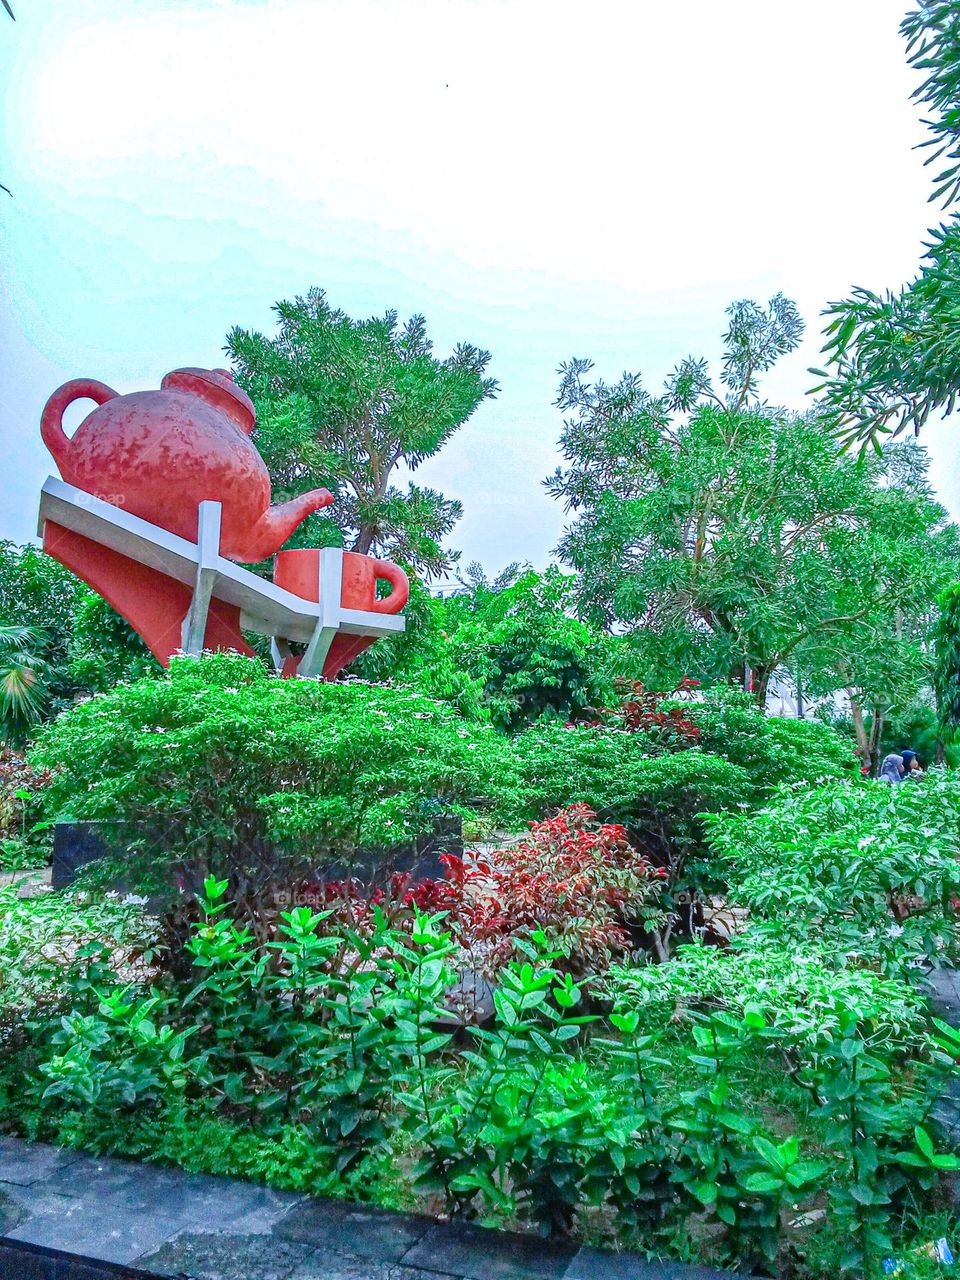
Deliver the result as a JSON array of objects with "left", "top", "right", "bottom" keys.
[
  {"left": 352, "top": 524, "right": 376, "bottom": 557},
  {"left": 867, "top": 705, "right": 886, "bottom": 777},
  {"left": 849, "top": 695, "right": 871, "bottom": 773},
  {"left": 753, "top": 665, "right": 772, "bottom": 709}
]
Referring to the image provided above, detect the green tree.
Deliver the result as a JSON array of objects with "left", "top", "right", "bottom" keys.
[
  {"left": 789, "top": 441, "right": 953, "bottom": 770},
  {"left": 225, "top": 289, "right": 497, "bottom": 577},
  {"left": 351, "top": 577, "right": 491, "bottom": 721},
  {"left": 813, "top": 3, "right": 960, "bottom": 447},
  {"left": 440, "top": 568, "right": 613, "bottom": 730},
  {"left": 546, "top": 298, "right": 959, "bottom": 707},
  {"left": 66, "top": 594, "right": 155, "bottom": 694},
  {"left": 356, "top": 567, "right": 614, "bottom": 731},
  {"left": 0, "top": 541, "right": 157, "bottom": 713},
  {"left": 933, "top": 581, "right": 960, "bottom": 752},
  {"left": 0, "top": 541, "right": 79, "bottom": 676}
]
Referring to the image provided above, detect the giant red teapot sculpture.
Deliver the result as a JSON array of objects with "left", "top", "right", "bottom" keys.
[
  {"left": 41, "top": 367, "right": 334, "bottom": 562},
  {"left": 38, "top": 366, "right": 407, "bottom": 678}
]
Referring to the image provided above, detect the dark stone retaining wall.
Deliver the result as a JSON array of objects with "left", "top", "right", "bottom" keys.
[
  {"left": 925, "top": 967, "right": 960, "bottom": 1160},
  {"left": 51, "top": 818, "right": 463, "bottom": 890},
  {"left": 0, "top": 1238, "right": 162, "bottom": 1279}
]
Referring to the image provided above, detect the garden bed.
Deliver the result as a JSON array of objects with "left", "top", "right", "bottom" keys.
[{"left": 5, "top": 659, "right": 960, "bottom": 1277}]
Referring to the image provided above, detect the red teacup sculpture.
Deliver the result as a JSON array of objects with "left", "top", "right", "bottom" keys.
[
  {"left": 38, "top": 366, "right": 407, "bottom": 678},
  {"left": 274, "top": 548, "right": 409, "bottom": 677}
]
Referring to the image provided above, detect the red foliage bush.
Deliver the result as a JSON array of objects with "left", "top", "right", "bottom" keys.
[
  {"left": 445, "top": 803, "right": 665, "bottom": 975},
  {"left": 292, "top": 805, "right": 666, "bottom": 978},
  {"left": 605, "top": 677, "right": 701, "bottom": 746}
]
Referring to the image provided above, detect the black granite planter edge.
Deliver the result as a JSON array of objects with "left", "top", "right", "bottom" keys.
[
  {"left": 0, "top": 1235, "right": 165, "bottom": 1279},
  {"left": 0, "top": 1136, "right": 750, "bottom": 1280}
]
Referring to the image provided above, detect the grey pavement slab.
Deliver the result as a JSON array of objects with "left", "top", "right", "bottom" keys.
[
  {"left": 0, "top": 1140, "right": 749, "bottom": 1280},
  {"left": 0, "top": 1137, "right": 83, "bottom": 1187},
  {"left": 0, "top": 1180, "right": 92, "bottom": 1222},
  {"left": 136, "top": 1230, "right": 314, "bottom": 1280},
  {"left": 0, "top": 1188, "right": 27, "bottom": 1237},
  {"left": 5, "top": 1197, "right": 184, "bottom": 1266},
  {"left": 42, "top": 1153, "right": 305, "bottom": 1235},
  {"left": 274, "top": 1199, "right": 432, "bottom": 1262},
  {"left": 565, "top": 1246, "right": 743, "bottom": 1280},
  {"left": 287, "top": 1250, "right": 459, "bottom": 1280},
  {"left": 399, "top": 1221, "right": 577, "bottom": 1280}
]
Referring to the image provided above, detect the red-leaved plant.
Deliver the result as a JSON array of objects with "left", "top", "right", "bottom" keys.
[
  {"left": 446, "top": 803, "right": 665, "bottom": 976},
  {"left": 605, "top": 677, "right": 701, "bottom": 745},
  {"left": 568, "top": 678, "right": 702, "bottom": 748},
  {"left": 292, "top": 805, "right": 666, "bottom": 981}
]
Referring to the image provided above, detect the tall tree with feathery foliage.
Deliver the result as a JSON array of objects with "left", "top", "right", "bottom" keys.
[
  {"left": 225, "top": 289, "right": 497, "bottom": 578},
  {"left": 546, "top": 297, "right": 960, "bottom": 710}
]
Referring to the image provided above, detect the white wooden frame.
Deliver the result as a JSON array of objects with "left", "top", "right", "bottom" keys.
[{"left": 37, "top": 476, "right": 405, "bottom": 673}]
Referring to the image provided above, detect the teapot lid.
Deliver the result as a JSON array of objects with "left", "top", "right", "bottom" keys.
[{"left": 161, "top": 367, "right": 255, "bottom": 435}]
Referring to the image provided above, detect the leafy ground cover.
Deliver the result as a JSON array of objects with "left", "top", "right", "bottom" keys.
[{"left": 0, "top": 660, "right": 955, "bottom": 1276}]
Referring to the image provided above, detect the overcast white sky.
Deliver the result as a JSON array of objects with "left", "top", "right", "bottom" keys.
[{"left": 2, "top": 0, "right": 957, "bottom": 576}]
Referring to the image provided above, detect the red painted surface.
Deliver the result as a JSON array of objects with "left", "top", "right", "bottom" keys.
[
  {"left": 41, "top": 368, "right": 333, "bottom": 562},
  {"left": 43, "top": 522, "right": 253, "bottom": 667},
  {"left": 40, "top": 366, "right": 407, "bottom": 679},
  {"left": 274, "top": 548, "right": 409, "bottom": 678}
]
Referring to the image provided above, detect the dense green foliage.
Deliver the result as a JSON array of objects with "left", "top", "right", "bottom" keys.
[
  {"left": 435, "top": 569, "right": 612, "bottom": 731},
  {"left": 28, "top": 656, "right": 856, "bottom": 912},
  {"left": 354, "top": 568, "right": 615, "bottom": 730},
  {"left": 679, "top": 688, "right": 859, "bottom": 794},
  {"left": 0, "top": 541, "right": 154, "bottom": 737},
  {"left": 546, "top": 301, "right": 958, "bottom": 709},
  {"left": 704, "top": 772, "right": 960, "bottom": 976},
  {"left": 813, "top": 3, "right": 960, "bottom": 447},
  {"left": 1, "top": 865, "right": 955, "bottom": 1277},
  {"left": 0, "top": 884, "right": 154, "bottom": 1032},
  {"left": 225, "top": 289, "right": 497, "bottom": 577},
  {"left": 0, "top": 640, "right": 955, "bottom": 1279},
  {"left": 30, "top": 653, "right": 508, "bottom": 864}
]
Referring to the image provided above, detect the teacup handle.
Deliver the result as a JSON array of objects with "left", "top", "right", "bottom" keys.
[{"left": 369, "top": 559, "right": 409, "bottom": 614}]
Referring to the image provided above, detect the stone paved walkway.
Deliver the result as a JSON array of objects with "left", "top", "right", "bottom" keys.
[{"left": 0, "top": 1139, "right": 739, "bottom": 1280}]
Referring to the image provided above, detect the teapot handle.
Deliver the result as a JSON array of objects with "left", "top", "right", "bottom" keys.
[{"left": 41, "top": 378, "right": 118, "bottom": 471}]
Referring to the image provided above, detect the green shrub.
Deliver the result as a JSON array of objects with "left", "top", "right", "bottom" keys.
[
  {"left": 703, "top": 772, "right": 960, "bottom": 975},
  {"left": 604, "top": 935, "right": 926, "bottom": 1051},
  {"left": 31, "top": 653, "right": 509, "bottom": 865},
  {"left": 5, "top": 875, "right": 957, "bottom": 1274},
  {"left": 0, "top": 885, "right": 156, "bottom": 1032},
  {"left": 505, "top": 723, "right": 748, "bottom": 851},
  {"left": 679, "top": 688, "right": 859, "bottom": 798},
  {"left": 29, "top": 656, "right": 775, "bottom": 916}
]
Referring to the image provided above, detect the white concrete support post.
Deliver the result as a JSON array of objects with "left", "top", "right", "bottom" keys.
[
  {"left": 296, "top": 546, "right": 343, "bottom": 678},
  {"left": 180, "top": 501, "right": 222, "bottom": 657},
  {"left": 270, "top": 636, "right": 293, "bottom": 672}
]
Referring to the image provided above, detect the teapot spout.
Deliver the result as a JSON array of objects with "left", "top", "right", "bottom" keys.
[{"left": 233, "top": 488, "right": 334, "bottom": 562}]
